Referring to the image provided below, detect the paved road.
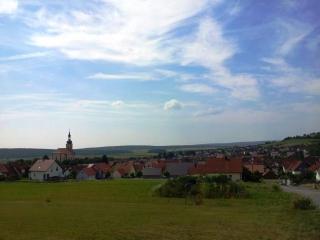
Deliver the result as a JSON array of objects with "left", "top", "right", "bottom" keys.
[{"left": 282, "top": 185, "right": 320, "bottom": 207}]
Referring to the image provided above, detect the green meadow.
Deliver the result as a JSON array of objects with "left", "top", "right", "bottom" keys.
[{"left": 0, "top": 180, "right": 319, "bottom": 240}]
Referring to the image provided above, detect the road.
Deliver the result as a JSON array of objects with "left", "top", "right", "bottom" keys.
[{"left": 282, "top": 185, "right": 320, "bottom": 207}]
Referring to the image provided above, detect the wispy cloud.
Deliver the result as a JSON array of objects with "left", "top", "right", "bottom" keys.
[
  {"left": 0, "top": 51, "right": 49, "bottom": 62},
  {"left": 277, "top": 19, "right": 312, "bottom": 56},
  {"left": 179, "top": 83, "right": 217, "bottom": 94},
  {"left": 88, "top": 73, "right": 155, "bottom": 81},
  {"left": 0, "top": 0, "right": 18, "bottom": 15},
  {"left": 28, "top": 0, "right": 217, "bottom": 65},
  {"left": 178, "top": 17, "right": 259, "bottom": 100}
]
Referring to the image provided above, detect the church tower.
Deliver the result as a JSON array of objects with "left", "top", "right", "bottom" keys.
[{"left": 66, "top": 130, "right": 73, "bottom": 151}]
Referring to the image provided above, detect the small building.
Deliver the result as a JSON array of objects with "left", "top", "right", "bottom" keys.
[
  {"left": 166, "top": 162, "right": 194, "bottom": 177},
  {"left": 142, "top": 167, "right": 162, "bottom": 178},
  {"left": 113, "top": 162, "right": 136, "bottom": 178},
  {"left": 282, "top": 160, "right": 303, "bottom": 175},
  {"left": 52, "top": 131, "right": 75, "bottom": 161},
  {"left": 111, "top": 169, "right": 123, "bottom": 179},
  {"left": 93, "top": 162, "right": 111, "bottom": 179},
  {"left": 76, "top": 167, "right": 96, "bottom": 180},
  {"left": 189, "top": 157, "right": 242, "bottom": 181},
  {"left": 263, "top": 169, "right": 278, "bottom": 179},
  {"left": 0, "top": 164, "right": 8, "bottom": 178},
  {"left": 29, "top": 159, "right": 64, "bottom": 181},
  {"left": 243, "top": 163, "right": 265, "bottom": 174},
  {"left": 309, "top": 161, "right": 320, "bottom": 182}
]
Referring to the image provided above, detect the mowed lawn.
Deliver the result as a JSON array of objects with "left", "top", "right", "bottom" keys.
[{"left": 0, "top": 180, "right": 319, "bottom": 240}]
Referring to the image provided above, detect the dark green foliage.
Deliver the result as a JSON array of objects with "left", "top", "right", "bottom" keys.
[
  {"left": 284, "top": 132, "right": 320, "bottom": 141},
  {"left": 242, "top": 167, "right": 263, "bottom": 182},
  {"left": 105, "top": 172, "right": 111, "bottom": 179},
  {"left": 136, "top": 171, "right": 142, "bottom": 178},
  {"left": 163, "top": 171, "right": 170, "bottom": 178},
  {"left": 156, "top": 175, "right": 247, "bottom": 200},
  {"left": 293, "top": 197, "right": 316, "bottom": 210},
  {"left": 102, "top": 154, "right": 108, "bottom": 163},
  {"left": 288, "top": 171, "right": 316, "bottom": 185},
  {"left": 272, "top": 184, "right": 281, "bottom": 192}
]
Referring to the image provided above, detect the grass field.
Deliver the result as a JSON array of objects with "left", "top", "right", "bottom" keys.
[{"left": 0, "top": 180, "right": 319, "bottom": 240}]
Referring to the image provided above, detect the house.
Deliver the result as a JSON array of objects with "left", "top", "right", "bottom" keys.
[
  {"left": 142, "top": 167, "right": 162, "bottom": 178},
  {"left": 189, "top": 157, "right": 242, "bottom": 181},
  {"left": 263, "top": 169, "right": 278, "bottom": 179},
  {"left": 93, "top": 162, "right": 111, "bottom": 179},
  {"left": 52, "top": 131, "right": 75, "bottom": 161},
  {"left": 282, "top": 160, "right": 303, "bottom": 175},
  {"left": 111, "top": 169, "right": 123, "bottom": 179},
  {"left": 243, "top": 163, "right": 265, "bottom": 174},
  {"left": 113, "top": 162, "right": 136, "bottom": 178},
  {"left": 76, "top": 167, "right": 96, "bottom": 180},
  {"left": 0, "top": 164, "right": 8, "bottom": 178},
  {"left": 29, "top": 159, "right": 64, "bottom": 181},
  {"left": 309, "top": 161, "right": 320, "bottom": 182},
  {"left": 166, "top": 162, "right": 194, "bottom": 177}
]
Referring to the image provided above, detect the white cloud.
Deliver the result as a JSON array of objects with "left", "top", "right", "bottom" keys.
[
  {"left": 28, "top": 0, "right": 219, "bottom": 65},
  {"left": 111, "top": 100, "right": 125, "bottom": 108},
  {"left": 179, "top": 17, "right": 259, "bottom": 100},
  {"left": 0, "top": 51, "right": 49, "bottom": 61},
  {"left": 180, "top": 83, "right": 216, "bottom": 94},
  {"left": 262, "top": 19, "right": 320, "bottom": 96},
  {"left": 0, "top": 0, "right": 18, "bottom": 14},
  {"left": 22, "top": 1, "right": 261, "bottom": 101},
  {"left": 88, "top": 73, "right": 154, "bottom": 81},
  {"left": 277, "top": 20, "right": 312, "bottom": 56},
  {"left": 164, "top": 99, "right": 183, "bottom": 111}
]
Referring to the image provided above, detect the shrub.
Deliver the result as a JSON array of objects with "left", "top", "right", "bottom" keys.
[
  {"left": 272, "top": 184, "right": 281, "bottom": 192},
  {"left": 242, "top": 167, "right": 262, "bottom": 182},
  {"left": 156, "top": 176, "right": 247, "bottom": 200},
  {"left": 293, "top": 197, "right": 316, "bottom": 210}
]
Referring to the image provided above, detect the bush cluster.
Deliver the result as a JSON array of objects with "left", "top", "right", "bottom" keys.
[
  {"left": 271, "top": 184, "right": 281, "bottom": 192},
  {"left": 293, "top": 197, "right": 316, "bottom": 210},
  {"left": 156, "top": 175, "right": 247, "bottom": 203}
]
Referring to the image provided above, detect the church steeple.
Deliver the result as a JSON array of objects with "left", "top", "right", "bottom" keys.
[{"left": 66, "top": 130, "right": 73, "bottom": 151}]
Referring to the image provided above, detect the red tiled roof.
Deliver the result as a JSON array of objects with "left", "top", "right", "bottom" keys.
[
  {"left": 82, "top": 167, "right": 96, "bottom": 177},
  {"left": 53, "top": 148, "right": 74, "bottom": 154},
  {"left": 115, "top": 162, "right": 134, "bottom": 175},
  {"left": 0, "top": 164, "right": 8, "bottom": 174},
  {"left": 283, "top": 160, "right": 302, "bottom": 171},
  {"left": 243, "top": 164, "right": 265, "bottom": 173},
  {"left": 152, "top": 161, "right": 166, "bottom": 170},
  {"left": 309, "top": 161, "right": 320, "bottom": 171},
  {"left": 189, "top": 157, "right": 242, "bottom": 175},
  {"left": 93, "top": 162, "right": 111, "bottom": 173}
]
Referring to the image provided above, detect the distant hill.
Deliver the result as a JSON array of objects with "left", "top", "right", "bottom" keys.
[{"left": 0, "top": 141, "right": 265, "bottom": 161}]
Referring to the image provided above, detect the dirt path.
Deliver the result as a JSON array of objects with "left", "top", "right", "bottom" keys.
[{"left": 282, "top": 185, "right": 320, "bottom": 207}]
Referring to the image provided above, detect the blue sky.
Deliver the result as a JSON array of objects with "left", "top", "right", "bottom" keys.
[{"left": 0, "top": 0, "right": 320, "bottom": 148}]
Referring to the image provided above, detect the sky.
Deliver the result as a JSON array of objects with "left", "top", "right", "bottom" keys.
[{"left": 0, "top": 0, "right": 320, "bottom": 148}]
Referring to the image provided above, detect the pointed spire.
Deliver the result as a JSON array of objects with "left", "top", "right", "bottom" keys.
[{"left": 68, "top": 129, "right": 71, "bottom": 139}]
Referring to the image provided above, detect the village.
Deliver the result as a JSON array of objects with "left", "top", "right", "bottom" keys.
[{"left": 1, "top": 131, "right": 320, "bottom": 186}]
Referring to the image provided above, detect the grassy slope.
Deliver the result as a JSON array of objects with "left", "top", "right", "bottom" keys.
[
  {"left": 0, "top": 180, "right": 319, "bottom": 240},
  {"left": 264, "top": 138, "right": 320, "bottom": 148}
]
